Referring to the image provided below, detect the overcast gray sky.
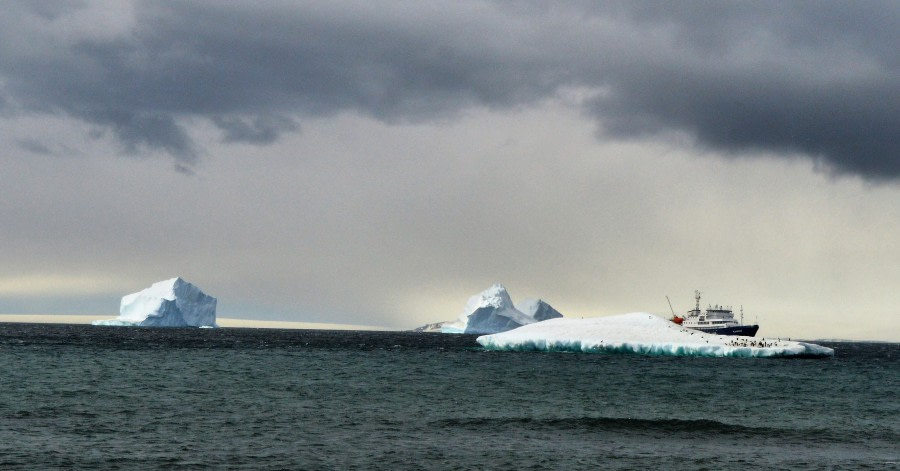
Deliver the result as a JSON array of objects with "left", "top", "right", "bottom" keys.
[{"left": 1, "top": 0, "right": 898, "bottom": 340}]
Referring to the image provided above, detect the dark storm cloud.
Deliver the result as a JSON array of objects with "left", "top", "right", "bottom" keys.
[
  {"left": 8, "top": 0, "right": 85, "bottom": 21},
  {"left": 17, "top": 138, "right": 53, "bottom": 155},
  {"left": 583, "top": 1, "right": 900, "bottom": 180},
  {"left": 0, "top": 1, "right": 897, "bottom": 178},
  {"left": 213, "top": 115, "right": 298, "bottom": 144}
]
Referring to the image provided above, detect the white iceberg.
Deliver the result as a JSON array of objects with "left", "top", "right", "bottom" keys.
[
  {"left": 440, "top": 284, "right": 563, "bottom": 334},
  {"left": 476, "top": 312, "right": 834, "bottom": 358},
  {"left": 92, "top": 277, "right": 218, "bottom": 328},
  {"left": 516, "top": 298, "right": 564, "bottom": 322},
  {"left": 411, "top": 321, "right": 451, "bottom": 333}
]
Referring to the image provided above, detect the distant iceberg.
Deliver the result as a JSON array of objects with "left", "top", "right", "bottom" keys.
[
  {"left": 477, "top": 312, "right": 834, "bottom": 358},
  {"left": 92, "top": 277, "right": 217, "bottom": 328},
  {"left": 440, "top": 284, "right": 563, "bottom": 334},
  {"left": 411, "top": 321, "right": 451, "bottom": 333},
  {"left": 516, "top": 298, "right": 564, "bottom": 322}
]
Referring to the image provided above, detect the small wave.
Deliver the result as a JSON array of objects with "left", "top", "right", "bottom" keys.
[
  {"left": 436, "top": 416, "right": 748, "bottom": 433},
  {"left": 432, "top": 416, "right": 879, "bottom": 444}
]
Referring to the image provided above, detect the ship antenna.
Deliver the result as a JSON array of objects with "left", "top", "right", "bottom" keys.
[
  {"left": 666, "top": 296, "right": 676, "bottom": 317},
  {"left": 694, "top": 290, "right": 701, "bottom": 312},
  {"left": 741, "top": 305, "right": 744, "bottom": 324}
]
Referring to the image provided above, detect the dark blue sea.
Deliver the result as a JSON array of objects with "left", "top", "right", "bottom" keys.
[{"left": 1, "top": 324, "right": 897, "bottom": 470}]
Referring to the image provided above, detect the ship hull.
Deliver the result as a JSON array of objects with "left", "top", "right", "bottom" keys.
[{"left": 693, "top": 325, "right": 759, "bottom": 337}]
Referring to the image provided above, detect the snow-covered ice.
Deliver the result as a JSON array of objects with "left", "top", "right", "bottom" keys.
[
  {"left": 515, "top": 298, "right": 564, "bottom": 322},
  {"left": 477, "top": 312, "right": 834, "bottom": 358},
  {"left": 92, "top": 277, "right": 218, "bottom": 328},
  {"left": 441, "top": 284, "right": 563, "bottom": 334}
]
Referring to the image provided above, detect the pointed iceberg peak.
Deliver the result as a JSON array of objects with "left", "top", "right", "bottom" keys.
[
  {"left": 470, "top": 283, "right": 515, "bottom": 310},
  {"left": 439, "top": 284, "right": 565, "bottom": 335},
  {"left": 162, "top": 276, "right": 190, "bottom": 289},
  {"left": 515, "top": 299, "right": 564, "bottom": 322}
]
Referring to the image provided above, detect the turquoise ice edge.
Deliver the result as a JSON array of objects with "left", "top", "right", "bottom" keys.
[{"left": 476, "top": 313, "right": 834, "bottom": 358}]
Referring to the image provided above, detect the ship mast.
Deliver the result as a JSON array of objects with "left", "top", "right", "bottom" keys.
[{"left": 694, "top": 290, "right": 701, "bottom": 312}]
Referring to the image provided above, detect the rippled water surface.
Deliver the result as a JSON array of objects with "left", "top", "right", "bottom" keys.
[{"left": 1, "top": 324, "right": 897, "bottom": 470}]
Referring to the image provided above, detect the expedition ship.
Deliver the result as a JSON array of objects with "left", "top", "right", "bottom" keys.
[{"left": 670, "top": 291, "right": 759, "bottom": 337}]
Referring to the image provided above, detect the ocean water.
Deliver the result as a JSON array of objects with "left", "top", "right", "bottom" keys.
[{"left": 0, "top": 324, "right": 897, "bottom": 470}]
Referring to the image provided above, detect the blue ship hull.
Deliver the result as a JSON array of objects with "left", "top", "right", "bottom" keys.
[{"left": 694, "top": 325, "right": 759, "bottom": 337}]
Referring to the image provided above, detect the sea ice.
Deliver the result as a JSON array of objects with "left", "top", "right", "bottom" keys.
[
  {"left": 92, "top": 277, "right": 218, "bottom": 328},
  {"left": 440, "top": 284, "right": 563, "bottom": 334},
  {"left": 476, "top": 312, "right": 834, "bottom": 358}
]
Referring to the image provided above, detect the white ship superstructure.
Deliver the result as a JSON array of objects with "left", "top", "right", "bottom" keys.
[{"left": 674, "top": 291, "right": 759, "bottom": 337}]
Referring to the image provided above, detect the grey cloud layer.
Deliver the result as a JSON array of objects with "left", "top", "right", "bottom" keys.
[{"left": 2, "top": 1, "right": 897, "bottom": 178}]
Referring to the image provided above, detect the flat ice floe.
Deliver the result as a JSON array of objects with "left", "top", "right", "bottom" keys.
[{"left": 476, "top": 312, "right": 834, "bottom": 358}]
